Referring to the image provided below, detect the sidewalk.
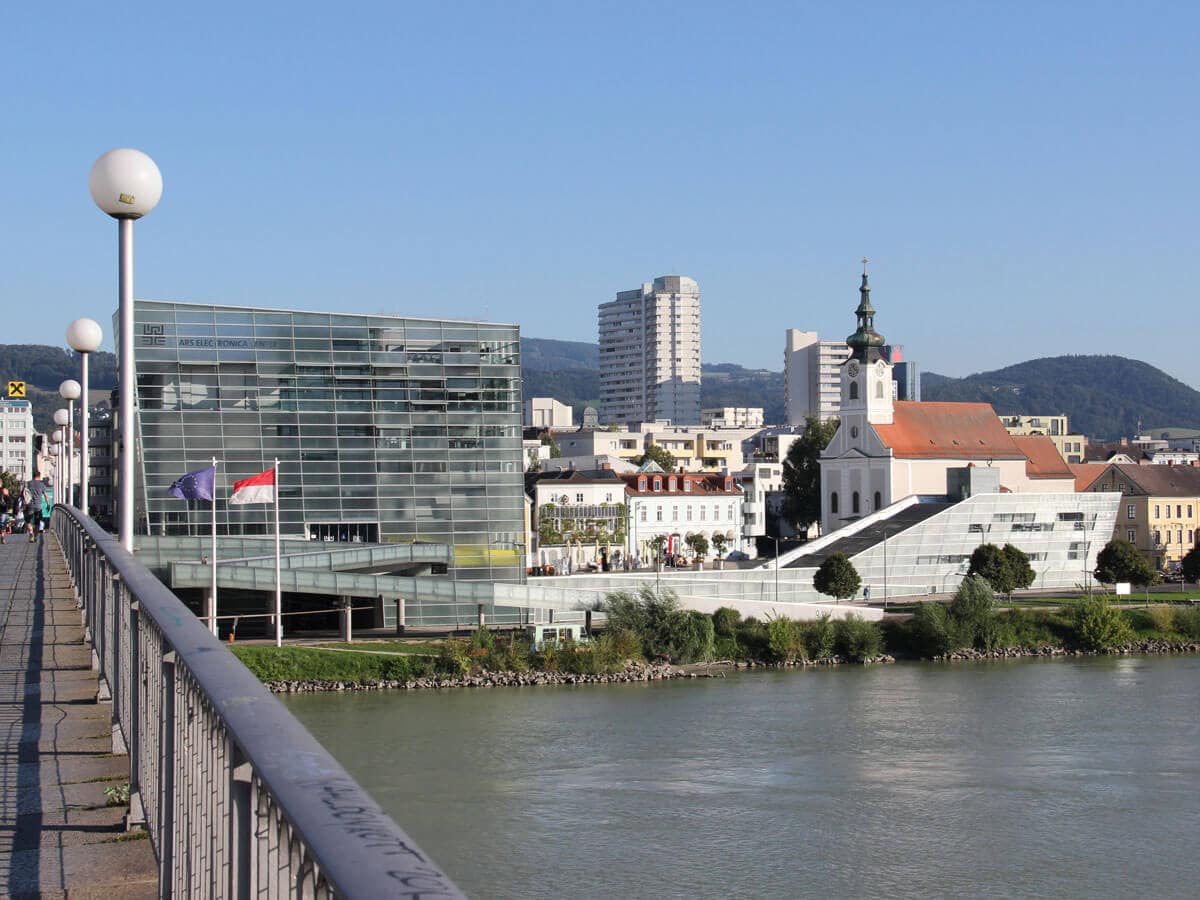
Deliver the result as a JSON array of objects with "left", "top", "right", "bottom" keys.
[{"left": 0, "top": 532, "right": 158, "bottom": 898}]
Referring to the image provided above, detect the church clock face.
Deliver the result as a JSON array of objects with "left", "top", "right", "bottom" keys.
[{"left": 847, "top": 361, "right": 860, "bottom": 378}]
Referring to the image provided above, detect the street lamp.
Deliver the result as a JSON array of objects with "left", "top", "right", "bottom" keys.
[
  {"left": 66, "top": 318, "right": 103, "bottom": 515},
  {"left": 882, "top": 528, "right": 891, "bottom": 610},
  {"left": 52, "top": 412, "right": 69, "bottom": 501},
  {"left": 50, "top": 429, "right": 64, "bottom": 502},
  {"left": 771, "top": 535, "right": 780, "bottom": 604},
  {"left": 59, "top": 380, "right": 81, "bottom": 506},
  {"left": 90, "top": 149, "right": 162, "bottom": 551}
]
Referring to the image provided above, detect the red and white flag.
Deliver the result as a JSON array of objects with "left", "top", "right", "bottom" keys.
[{"left": 230, "top": 468, "right": 275, "bottom": 505}]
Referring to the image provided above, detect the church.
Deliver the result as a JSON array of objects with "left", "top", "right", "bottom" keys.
[{"left": 819, "top": 265, "right": 1075, "bottom": 535}]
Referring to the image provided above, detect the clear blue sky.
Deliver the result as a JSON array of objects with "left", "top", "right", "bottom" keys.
[{"left": 6, "top": 2, "right": 1198, "bottom": 384}]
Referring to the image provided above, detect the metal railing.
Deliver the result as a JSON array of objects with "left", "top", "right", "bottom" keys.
[{"left": 52, "top": 506, "right": 464, "bottom": 899}]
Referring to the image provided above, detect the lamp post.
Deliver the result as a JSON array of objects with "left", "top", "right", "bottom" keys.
[
  {"left": 59, "top": 381, "right": 81, "bottom": 506},
  {"left": 50, "top": 430, "right": 64, "bottom": 502},
  {"left": 771, "top": 535, "right": 780, "bottom": 604},
  {"left": 90, "top": 149, "right": 162, "bottom": 551},
  {"left": 52, "top": 413, "right": 69, "bottom": 501},
  {"left": 66, "top": 319, "right": 103, "bottom": 515},
  {"left": 882, "top": 528, "right": 891, "bottom": 610}
]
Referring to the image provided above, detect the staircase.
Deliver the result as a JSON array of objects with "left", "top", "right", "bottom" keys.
[{"left": 783, "top": 501, "right": 952, "bottom": 568}]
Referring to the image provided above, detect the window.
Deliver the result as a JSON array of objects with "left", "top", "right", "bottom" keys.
[
  {"left": 687, "top": 507, "right": 693, "bottom": 521},
  {"left": 852, "top": 492, "right": 860, "bottom": 514},
  {"left": 672, "top": 506, "right": 678, "bottom": 521},
  {"left": 576, "top": 493, "right": 584, "bottom": 503},
  {"left": 849, "top": 382, "right": 859, "bottom": 400},
  {"left": 1127, "top": 529, "right": 1137, "bottom": 542},
  {"left": 668, "top": 477, "right": 676, "bottom": 492},
  {"left": 1190, "top": 505, "right": 1194, "bottom": 518},
  {"left": 1165, "top": 532, "right": 1171, "bottom": 545},
  {"left": 639, "top": 477, "right": 647, "bottom": 491},
  {"left": 1154, "top": 504, "right": 1160, "bottom": 518},
  {"left": 652, "top": 477, "right": 662, "bottom": 492},
  {"left": 683, "top": 480, "right": 692, "bottom": 493},
  {"left": 830, "top": 492, "right": 839, "bottom": 514},
  {"left": 1190, "top": 529, "right": 1195, "bottom": 544},
  {"left": 700, "top": 507, "right": 706, "bottom": 521},
  {"left": 728, "top": 504, "right": 734, "bottom": 520},
  {"left": 874, "top": 491, "right": 881, "bottom": 510},
  {"left": 640, "top": 507, "right": 647, "bottom": 522},
  {"left": 1127, "top": 504, "right": 1135, "bottom": 519},
  {"left": 1154, "top": 529, "right": 1161, "bottom": 545},
  {"left": 1178, "top": 505, "right": 1184, "bottom": 518},
  {"left": 1179, "top": 531, "right": 1184, "bottom": 546},
  {"left": 656, "top": 507, "right": 663, "bottom": 522}
]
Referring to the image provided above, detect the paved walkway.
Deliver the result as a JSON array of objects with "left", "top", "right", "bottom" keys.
[{"left": 0, "top": 531, "right": 158, "bottom": 898}]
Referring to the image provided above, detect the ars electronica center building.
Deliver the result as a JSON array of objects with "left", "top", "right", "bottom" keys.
[{"left": 126, "top": 299, "right": 527, "bottom": 585}]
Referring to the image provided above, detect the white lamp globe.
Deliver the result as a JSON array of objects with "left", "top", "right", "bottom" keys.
[
  {"left": 66, "top": 318, "right": 103, "bottom": 353},
  {"left": 51, "top": 430, "right": 64, "bottom": 444},
  {"left": 89, "top": 148, "right": 163, "bottom": 219},
  {"left": 59, "top": 379, "right": 82, "bottom": 401},
  {"left": 53, "top": 409, "right": 70, "bottom": 427}
]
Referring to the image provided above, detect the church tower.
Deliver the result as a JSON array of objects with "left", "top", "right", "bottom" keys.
[{"left": 840, "top": 259, "right": 893, "bottom": 428}]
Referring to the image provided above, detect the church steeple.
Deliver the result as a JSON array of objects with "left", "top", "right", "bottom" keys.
[{"left": 846, "top": 257, "right": 885, "bottom": 362}]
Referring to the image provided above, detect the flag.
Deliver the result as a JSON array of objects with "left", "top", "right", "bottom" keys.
[
  {"left": 167, "top": 466, "right": 216, "bottom": 501},
  {"left": 230, "top": 467, "right": 275, "bottom": 505}
]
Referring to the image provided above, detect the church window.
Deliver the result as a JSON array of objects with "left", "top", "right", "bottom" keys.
[
  {"left": 876, "top": 381, "right": 884, "bottom": 399},
  {"left": 852, "top": 492, "right": 860, "bottom": 514},
  {"left": 830, "top": 492, "right": 839, "bottom": 514},
  {"left": 851, "top": 426, "right": 858, "bottom": 439},
  {"left": 874, "top": 491, "right": 882, "bottom": 510},
  {"left": 849, "top": 382, "right": 859, "bottom": 400}
]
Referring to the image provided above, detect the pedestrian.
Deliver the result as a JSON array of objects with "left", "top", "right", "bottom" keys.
[
  {"left": 0, "top": 487, "right": 16, "bottom": 543},
  {"left": 38, "top": 478, "right": 54, "bottom": 540}
]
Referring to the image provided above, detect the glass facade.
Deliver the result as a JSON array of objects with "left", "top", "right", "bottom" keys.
[{"left": 130, "top": 300, "right": 525, "bottom": 582}]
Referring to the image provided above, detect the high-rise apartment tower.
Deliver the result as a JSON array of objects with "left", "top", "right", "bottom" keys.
[
  {"left": 599, "top": 275, "right": 701, "bottom": 425},
  {"left": 783, "top": 330, "right": 851, "bottom": 425}
]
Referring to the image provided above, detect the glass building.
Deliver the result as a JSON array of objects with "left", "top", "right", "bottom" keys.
[{"left": 129, "top": 300, "right": 526, "bottom": 583}]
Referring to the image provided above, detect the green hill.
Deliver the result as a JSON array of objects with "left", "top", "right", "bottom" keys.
[
  {"left": 0, "top": 345, "right": 117, "bottom": 432},
  {"left": 922, "top": 355, "right": 1200, "bottom": 441}
]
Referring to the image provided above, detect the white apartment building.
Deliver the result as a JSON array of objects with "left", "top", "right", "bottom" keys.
[
  {"left": 599, "top": 275, "right": 701, "bottom": 426},
  {"left": 524, "top": 397, "right": 573, "bottom": 429},
  {"left": 701, "top": 407, "right": 764, "bottom": 429},
  {"left": 0, "top": 401, "right": 33, "bottom": 482},
  {"left": 784, "top": 329, "right": 850, "bottom": 425}
]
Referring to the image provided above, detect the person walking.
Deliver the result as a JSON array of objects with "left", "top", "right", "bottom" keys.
[
  {"left": 38, "top": 478, "right": 54, "bottom": 541},
  {"left": 24, "top": 474, "right": 49, "bottom": 543},
  {"left": 0, "top": 487, "right": 16, "bottom": 543}
]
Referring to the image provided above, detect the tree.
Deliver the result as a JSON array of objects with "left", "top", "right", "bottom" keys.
[
  {"left": 685, "top": 533, "right": 709, "bottom": 559},
  {"left": 1002, "top": 544, "right": 1036, "bottom": 591},
  {"left": 950, "top": 575, "right": 998, "bottom": 648},
  {"left": 968, "top": 543, "right": 1016, "bottom": 595},
  {"left": 1073, "top": 594, "right": 1133, "bottom": 651},
  {"left": 813, "top": 552, "right": 861, "bottom": 601},
  {"left": 1182, "top": 545, "right": 1200, "bottom": 584},
  {"left": 539, "top": 431, "right": 561, "bottom": 458},
  {"left": 711, "top": 533, "right": 729, "bottom": 559},
  {"left": 0, "top": 471, "right": 20, "bottom": 496},
  {"left": 634, "top": 442, "right": 674, "bottom": 471},
  {"left": 1093, "top": 539, "right": 1156, "bottom": 586},
  {"left": 648, "top": 534, "right": 668, "bottom": 561},
  {"left": 781, "top": 415, "right": 840, "bottom": 534}
]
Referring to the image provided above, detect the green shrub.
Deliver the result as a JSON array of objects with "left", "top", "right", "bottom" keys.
[
  {"left": 734, "top": 617, "right": 770, "bottom": 660},
  {"left": 712, "top": 607, "right": 742, "bottom": 637},
  {"left": 802, "top": 613, "right": 836, "bottom": 660},
  {"left": 669, "top": 611, "right": 716, "bottom": 664},
  {"left": 231, "top": 646, "right": 434, "bottom": 684},
  {"left": 605, "top": 627, "right": 644, "bottom": 662},
  {"left": 950, "top": 575, "right": 998, "bottom": 647},
  {"left": 435, "top": 641, "right": 472, "bottom": 675},
  {"left": 1072, "top": 595, "right": 1134, "bottom": 651},
  {"left": 1174, "top": 605, "right": 1200, "bottom": 640},
  {"left": 1146, "top": 605, "right": 1176, "bottom": 634},
  {"left": 834, "top": 614, "right": 883, "bottom": 662},
  {"left": 470, "top": 627, "right": 496, "bottom": 652},
  {"left": 907, "top": 603, "right": 961, "bottom": 658},
  {"left": 713, "top": 635, "right": 741, "bottom": 661},
  {"left": 766, "top": 617, "right": 804, "bottom": 663}
]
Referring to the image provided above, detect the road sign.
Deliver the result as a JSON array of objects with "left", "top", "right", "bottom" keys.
[{"left": 6, "top": 381, "right": 25, "bottom": 398}]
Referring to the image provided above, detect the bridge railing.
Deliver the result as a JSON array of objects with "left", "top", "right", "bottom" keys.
[{"left": 52, "top": 507, "right": 464, "bottom": 899}]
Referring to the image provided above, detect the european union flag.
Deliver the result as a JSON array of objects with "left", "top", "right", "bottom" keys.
[{"left": 168, "top": 466, "right": 216, "bottom": 502}]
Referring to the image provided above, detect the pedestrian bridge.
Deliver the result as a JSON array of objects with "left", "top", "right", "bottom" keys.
[{"left": 0, "top": 507, "right": 465, "bottom": 898}]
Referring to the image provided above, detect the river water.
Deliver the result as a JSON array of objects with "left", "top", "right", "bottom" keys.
[{"left": 282, "top": 657, "right": 1200, "bottom": 899}]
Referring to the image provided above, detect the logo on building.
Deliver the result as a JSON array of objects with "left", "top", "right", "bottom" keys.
[
  {"left": 6, "top": 381, "right": 25, "bottom": 398},
  {"left": 140, "top": 324, "right": 166, "bottom": 347}
]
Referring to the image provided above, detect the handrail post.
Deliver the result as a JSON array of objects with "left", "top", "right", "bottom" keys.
[
  {"left": 126, "top": 600, "right": 144, "bottom": 826},
  {"left": 229, "top": 750, "right": 253, "bottom": 900},
  {"left": 111, "top": 573, "right": 127, "bottom": 755},
  {"left": 159, "top": 649, "right": 177, "bottom": 899}
]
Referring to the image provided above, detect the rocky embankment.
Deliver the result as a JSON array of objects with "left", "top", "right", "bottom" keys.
[
  {"left": 263, "top": 654, "right": 897, "bottom": 693},
  {"left": 937, "top": 639, "right": 1200, "bottom": 661}
]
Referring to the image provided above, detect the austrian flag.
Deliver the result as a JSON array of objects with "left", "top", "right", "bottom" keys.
[{"left": 229, "top": 468, "right": 276, "bottom": 505}]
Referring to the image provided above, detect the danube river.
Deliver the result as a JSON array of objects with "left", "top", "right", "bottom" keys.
[{"left": 283, "top": 656, "right": 1200, "bottom": 899}]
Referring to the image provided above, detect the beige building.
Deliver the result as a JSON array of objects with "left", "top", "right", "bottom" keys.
[
  {"left": 784, "top": 329, "right": 850, "bottom": 425},
  {"left": 1083, "top": 463, "right": 1200, "bottom": 571},
  {"left": 701, "top": 407, "right": 764, "bottom": 429},
  {"left": 551, "top": 428, "right": 644, "bottom": 462},
  {"left": 598, "top": 275, "right": 701, "bottom": 426},
  {"left": 1000, "top": 414, "right": 1087, "bottom": 464},
  {"left": 637, "top": 424, "right": 762, "bottom": 473},
  {"left": 524, "top": 397, "right": 573, "bottom": 429}
]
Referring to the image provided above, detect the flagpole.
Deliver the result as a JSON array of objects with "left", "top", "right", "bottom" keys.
[
  {"left": 210, "top": 456, "right": 218, "bottom": 637},
  {"left": 274, "top": 458, "right": 282, "bottom": 648}
]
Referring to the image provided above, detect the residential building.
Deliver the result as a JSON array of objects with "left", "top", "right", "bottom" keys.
[
  {"left": 551, "top": 427, "right": 645, "bottom": 463},
  {"left": 701, "top": 407, "right": 764, "bottom": 429},
  {"left": 734, "top": 461, "right": 785, "bottom": 551},
  {"left": 620, "top": 463, "right": 746, "bottom": 562},
  {"left": 1000, "top": 414, "right": 1087, "bottom": 464},
  {"left": 784, "top": 329, "right": 850, "bottom": 425},
  {"left": 636, "top": 424, "right": 763, "bottom": 473},
  {"left": 599, "top": 275, "right": 701, "bottom": 425},
  {"left": 0, "top": 400, "right": 33, "bottom": 482},
  {"left": 820, "top": 267, "right": 1075, "bottom": 534},
  {"left": 130, "top": 300, "right": 525, "bottom": 583},
  {"left": 885, "top": 346, "right": 921, "bottom": 402},
  {"left": 1083, "top": 463, "right": 1200, "bottom": 571},
  {"left": 524, "top": 397, "right": 573, "bottom": 429},
  {"left": 87, "top": 407, "right": 114, "bottom": 526},
  {"left": 527, "top": 468, "right": 628, "bottom": 569}
]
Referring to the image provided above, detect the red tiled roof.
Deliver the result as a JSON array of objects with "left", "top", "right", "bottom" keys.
[
  {"left": 618, "top": 472, "right": 742, "bottom": 496},
  {"left": 1012, "top": 435, "right": 1074, "bottom": 480},
  {"left": 873, "top": 402, "right": 1026, "bottom": 460},
  {"left": 1068, "top": 463, "right": 1106, "bottom": 493}
]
